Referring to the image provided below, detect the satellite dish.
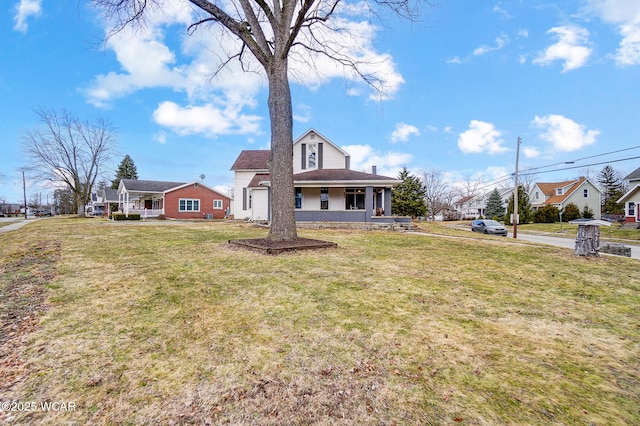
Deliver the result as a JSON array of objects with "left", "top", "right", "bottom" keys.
[{"left": 199, "top": 174, "right": 205, "bottom": 181}]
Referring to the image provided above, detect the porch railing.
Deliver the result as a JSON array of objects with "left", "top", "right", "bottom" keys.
[{"left": 126, "top": 208, "right": 164, "bottom": 218}]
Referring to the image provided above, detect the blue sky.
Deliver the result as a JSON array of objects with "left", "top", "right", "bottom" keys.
[{"left": 1, "top": 0, "right": 640, "bottom": 204}]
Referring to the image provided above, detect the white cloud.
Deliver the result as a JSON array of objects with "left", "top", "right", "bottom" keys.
[
  {"left": 390, "top": 123, "right": 420, "bottom": 143},
  {"left": 584, "top": 0, "right": 640, "bottom": 65},
  {"left": 458, "top": 120, "right": 508, "bottom": 155},
  {"left": 473, "top": 34, "right": 509, "bottom": 56},
  {"left": 532, "top": 114, "right": 599, "bottom": 152},
  {"left": 85, "top": 1, "right": 404, "bottom": 138},
  {"left": 533, "top": 26, "right": 592, "bottom": 72},
  {"left": 13, "top": 0, "right": 41, "bottom": 33},
  {"left": 341, "top": 144, "right": 412, "bottom": 177},
  {"left": 152, "top": 101, "right": 262, "bottom": 137},
  {"left": 289, "top": 17, "right": 404, "bottom": 100},
  {"left": 446, "top": 56, "right": 463, "bottom": 64},
  {"left": 522, "top": 146, "right": 540, "bottom": 158},
  {"left": 293, "top": 104, "right": 312, "bottom": 123}
]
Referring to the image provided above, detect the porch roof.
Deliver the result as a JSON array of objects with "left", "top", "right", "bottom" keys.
[
  {"left": 120, "top": 179, "right": 185, "bottom": 193},
  {"left": 293, "top": 169, "right": 401, "bottom": 186}
]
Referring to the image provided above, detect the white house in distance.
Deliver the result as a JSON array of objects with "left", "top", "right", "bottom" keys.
[
  {"left": 230, "top": 129, "right": 403, "bottom": 224},
  {"left": 617, "top": 166, "right": 640, "bottom": 224},
  {"left": 529, "top": 177, "right": 602, "bottom": 217}
]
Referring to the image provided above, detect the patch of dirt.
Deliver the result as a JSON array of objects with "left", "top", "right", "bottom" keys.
[
  {"left": 0, "top": 240, "right": 61, "bottom": 415},
  {"left": 229, "top": 237, "right": 338, "bottom": 254}
]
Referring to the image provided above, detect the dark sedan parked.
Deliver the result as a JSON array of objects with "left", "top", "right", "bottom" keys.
[{"left": 471, "top": 219, "right": 508, "bottom": 236}]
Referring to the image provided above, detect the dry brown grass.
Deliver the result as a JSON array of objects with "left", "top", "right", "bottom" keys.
[{"left": 0, "top": 218, "right": 638, "bottom": 425}]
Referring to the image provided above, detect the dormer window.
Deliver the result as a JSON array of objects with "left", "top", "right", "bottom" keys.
[{"left": 556, "top": 188, "right": 564, "bottom": 196}]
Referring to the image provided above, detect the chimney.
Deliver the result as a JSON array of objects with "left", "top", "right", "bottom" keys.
[{"left": 372, "top": 165, "right": 377, "bottom": 175}]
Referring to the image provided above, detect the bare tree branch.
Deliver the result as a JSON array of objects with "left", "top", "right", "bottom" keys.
[{"left": 22, "top": 108, "right": 116, "bottom": 217}]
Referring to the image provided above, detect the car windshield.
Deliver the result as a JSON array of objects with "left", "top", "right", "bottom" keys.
[{"left": 484, "top": 220, "right": 502, "bottom": 226}]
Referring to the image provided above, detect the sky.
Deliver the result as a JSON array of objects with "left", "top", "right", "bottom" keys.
[{"left": 1, "top": 0, "right": 640, "bottom": 204}]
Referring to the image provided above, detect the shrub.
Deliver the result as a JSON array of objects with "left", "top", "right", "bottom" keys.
[
  {"left": 534, "top": 205, "right": 560, "bottom": 223},
  {"left": 112, "top": 213, "right": 141, "bottom": 221}
]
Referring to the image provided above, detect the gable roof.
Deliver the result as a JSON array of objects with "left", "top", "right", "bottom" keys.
[
  {"left": 534, "top": 177, "right": 593, "bottom": 205},
  {"left": 293, "top": 128, "right": 350, "bottom": 157},
  {"left": 623, "top": 166, "right": 640, "bottom": 182},
  {"left": 120, "top": 179, "right": 186, "bottom": 193},
  {"left": 454, "top": 195, "right": 475, "bottom": 206},
  {"left": 97, "top": 188, "right": 119, "bottom": 202},
  {"left": 617, "top": 183, "right": 640, "bottom": 203},
  {"left": 166, "top": 182, "right": 232, "bottom": 199},
  {"left": 230, "top": 150, "right": 270, "bottom": 171}
]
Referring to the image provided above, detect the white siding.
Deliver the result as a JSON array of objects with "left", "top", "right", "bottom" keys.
[{"left": 293, "top": 132, "right": 348, "bottom": 173}]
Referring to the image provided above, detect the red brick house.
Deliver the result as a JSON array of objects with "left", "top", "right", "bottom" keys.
[{"left": 118, "top": 179, "right": 232, "bottom": 219}]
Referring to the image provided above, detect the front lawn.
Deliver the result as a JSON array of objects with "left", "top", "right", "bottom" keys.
[{"left": 1, "top": 219, "right": 638, "bottom": 425}]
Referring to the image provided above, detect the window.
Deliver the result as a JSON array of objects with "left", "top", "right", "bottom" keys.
[
  {"left": 345, "top": 188, "right": 365, "bottom": 210},
  {"left": 179, "top": 198, "right": 200, "bottom": 212},
  {"left": 320, "top": 187, "right": 329, "bottom": 210},
  {"left": 630, "top": 202, "right": 635, "bottom": 216},
  {"left": 535, "top": 191, "right": 539, "bottom": 200},
  {"left": 307, "top": 143, "right": 317, "bottom": 169},
  {"left": 295, "top": 187, "right": 302, "bottom": 209},
  {"left": 556, "top": 188, "right": 564, "bottom": 196},
  {"left": 213, "top": 199, "right": 223, "bottom": 209},
  {"left": 583, "top": 189, "right": 588, "bottom": 198}
]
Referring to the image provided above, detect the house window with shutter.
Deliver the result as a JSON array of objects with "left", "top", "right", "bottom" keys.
[{"left": 308, "top": 143, "right": 317, "bottom": 169}]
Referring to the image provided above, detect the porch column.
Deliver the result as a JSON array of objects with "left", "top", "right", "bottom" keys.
[
  {"left": 365, "top": 186, "right": 374, "bottom": 223},
  {"left": 384, "top": 188, "right": 392, "bottom": 216}
]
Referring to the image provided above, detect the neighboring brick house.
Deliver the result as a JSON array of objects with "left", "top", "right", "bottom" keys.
[
  {"left": 617, "top": 166, "right": 640, "bottom": 223},
  {"left": 117, "top": 179, "right": 232, "bottom": 219},
  {"left": 230, "top": 128, "right": 402, "bottom": 223},
  {"left": 529, "top": 177, "right": 602, "bottom": 217}
]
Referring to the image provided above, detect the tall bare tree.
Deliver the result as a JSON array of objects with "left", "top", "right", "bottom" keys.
[
  {"left": 22, "top": 108, "right": 116, "bottom": 217},
  {"left": 419, "top": 168, "right": 449, "bottom": 220},
  {"left": 93, "top": 0, "right": 428, "bottom": 240}
]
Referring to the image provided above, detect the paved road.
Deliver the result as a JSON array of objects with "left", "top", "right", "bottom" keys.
[{"left": 512, "top": 232, "right": 640, "bottom": 260}]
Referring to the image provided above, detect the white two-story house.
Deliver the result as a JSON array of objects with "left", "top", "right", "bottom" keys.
[
  {"left": 529, "top": 177, "right": 602, "bottom": 217},
  {"left": 230, "top": 129, "right": 402, "bottom": 223},
  {"left": 617, "top": 166, "right": 640, "bottom": 224}
]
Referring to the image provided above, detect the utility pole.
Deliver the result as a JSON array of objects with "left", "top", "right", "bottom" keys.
[
  {"left": 513, "top": 137, "right": 521, "bottom": 238},
  {"left": 22, "top": 170, "right": 28, "bottom": 220}
]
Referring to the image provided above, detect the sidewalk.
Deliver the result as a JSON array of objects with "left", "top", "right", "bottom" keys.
[{"left": 0, "top": 218, "right": 40, "bottom": 234}]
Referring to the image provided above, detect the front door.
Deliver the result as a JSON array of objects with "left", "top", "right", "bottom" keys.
[{"left": 145, "top": 200, "right": 152, "bottom": 209}]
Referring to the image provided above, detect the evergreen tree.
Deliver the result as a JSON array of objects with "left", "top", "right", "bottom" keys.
[
  {"left": 505, "top": 185, "right": 533, "bottom": 225},
  {"left": 484, "top": 188, "right": 505, "bottom": 220},
  {"left": 582, "top": 205, "right": 594, "bottom": 219},
  {"left": 598, "top": 165, "right": 625, "bottom": 214},
  {"left": 111, "top": 155, "right": 139, "bottom": 189},
  {"left": 562, "top": 203, "right": 581, "bottom": 222},
  {"left": 391, "top": 167, "right": 427, "bottom": 218}
]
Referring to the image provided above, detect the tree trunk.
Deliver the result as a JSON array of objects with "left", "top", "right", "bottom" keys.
[{"left": 266, "top": 59, "right": 297, "bottom": 241}]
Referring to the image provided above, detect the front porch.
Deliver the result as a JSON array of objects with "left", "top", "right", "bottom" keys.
[{"left": 119, "top": 192, "right": 165, "bottom": 218}]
